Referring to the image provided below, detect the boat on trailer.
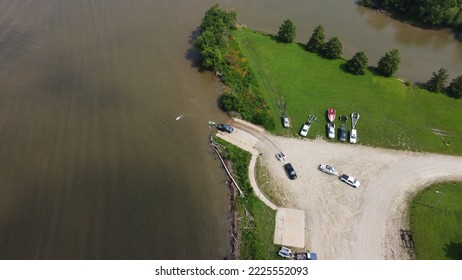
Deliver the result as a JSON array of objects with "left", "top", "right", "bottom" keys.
[{"left": 327, "top": 108, "right": 336, "bottom": 123}]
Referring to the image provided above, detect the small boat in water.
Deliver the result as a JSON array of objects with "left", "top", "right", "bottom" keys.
[
  {"left": 327, "top": 108, "right": 336, "bottom": 123},
  {"left": 175, "top": 115, "right": 183, "bottom": 121}
]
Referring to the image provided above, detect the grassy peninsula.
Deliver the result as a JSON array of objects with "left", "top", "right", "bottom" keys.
[
  {"left": 409, "top": 182, "right": 462, "bottom": 260},
  {"left": 194, "top": 5, "right": 462, "bottom": 155},
  {"left": 195, "top": 5, "right": 462, "bottom": 260}
]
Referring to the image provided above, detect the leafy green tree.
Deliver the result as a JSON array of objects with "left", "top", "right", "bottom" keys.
[
  {"left": 425, "top": 68, "right": 449, "bottom": 92},
  {"left": 360, "top": 0, "right": 462, "bottom": 29},
  {"left": 199, "top": 46, "right": 224, "bottom": 68},
  {"left": 277, "top": 19, "right": 296, "bottom": 43},
  {"left": 306, "top": 25, "right": 325, "bottom": 53},
  {"left": 346, "top": 51, "right": 369, "bottom": 75},
  {"left": 200, "top": 4, "right": 237, "bottom": 33},
  {"left": 221, "top": 92, "right": 241, "bottom": 112},
  {"left": 322, "top": 37, "right": 343, "bottom": 59},
  {"left": 377, "top": 48, "right": 401, "bottom": 77},
  {"left": 359, "top": 0, "right": 374, "bottom": 7},
  {"left": 447, "top": 75, "right": 462, "bottom": 98},
  {"left": 193, "top": 5, "right": 236, "bottom": 69},
  {"left": 193, "top": 30, "right": 225, "bottom": 68},
  {"left": 193, "top": 30, "right": 220, "bottom": 52}
]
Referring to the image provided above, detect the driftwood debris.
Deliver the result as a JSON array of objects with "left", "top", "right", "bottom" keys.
[{"left": 209, "top": 136, "right": 244, "bottom": 197}]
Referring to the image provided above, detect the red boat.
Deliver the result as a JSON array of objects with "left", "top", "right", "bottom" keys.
[{"left": 327, "top": 108, "right": 336, "bottom": 123}]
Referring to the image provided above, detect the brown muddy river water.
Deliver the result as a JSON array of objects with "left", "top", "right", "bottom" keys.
[{"left": 0, "top": 0, "right": 460, "bottom": 259}]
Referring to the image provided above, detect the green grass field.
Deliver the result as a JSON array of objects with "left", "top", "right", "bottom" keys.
[
  {"left": 409, "top": 182, "right": 462, "bottom": 260},
  {"left": 233, "top": 29, "right": 462, "bottom": 155}
]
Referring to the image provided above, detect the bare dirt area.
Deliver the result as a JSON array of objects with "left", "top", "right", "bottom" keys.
[{"left": 231, "top": 120, "right": 462, "bottom": 260}]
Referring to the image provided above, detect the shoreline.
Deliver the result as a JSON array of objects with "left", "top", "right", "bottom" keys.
[
  {"left": 208, "top": 136, "right": 240, "bottom": 260},
  {"left": 211, "top": 133, "right": 279, "bottom": 260}
]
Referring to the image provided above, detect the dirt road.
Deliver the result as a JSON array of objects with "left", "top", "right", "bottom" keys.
[{"left": 231, "top": 120, "right": 462, "bottom": 259}]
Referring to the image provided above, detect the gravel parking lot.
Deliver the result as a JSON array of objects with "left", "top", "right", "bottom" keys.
[{"left": 231, "top": 120, "right": 462, "bottom": 259}]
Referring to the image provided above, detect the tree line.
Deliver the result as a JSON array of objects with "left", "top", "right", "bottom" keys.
[
  {"left": 278, "top": 20, "right": 401, "bottom": 77},
  {"left": 425, "top": 68, "right": 462, "bottom": 98},
  {"left": 359, "top": 0, "right": 462, "bottom": 30},
  {"left": 277, "top": 19, "right": 462, "bottom": 98}
]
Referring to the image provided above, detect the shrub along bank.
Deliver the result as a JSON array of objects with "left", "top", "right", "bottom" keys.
[{"left": 193, "top": 5, "right": 274, "bottom": 130}]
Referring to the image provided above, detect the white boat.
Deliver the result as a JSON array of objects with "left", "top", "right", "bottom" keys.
[
  {"left": 318, "top": 163, "right": 338, "bottom": 175},
  {"left": 276, "top": 152, "right": 287, "bottom": 162}
]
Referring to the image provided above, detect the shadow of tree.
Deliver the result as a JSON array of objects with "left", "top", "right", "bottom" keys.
[
  {"left": 444, "top": 241, "right": 462, "bottom": 260},
  {"left": 266, "top": 33, "right": 282, "bottom": 44},
  {"left": 339, "top": 62, "right": 348, "bottom": 73},
  {"left": 185, "top": 26, "right": 207, "bottom": 71},
  {"left": 296, "top": 42, "right": 307, "bottom": 51},
  {"left": 454, "top": 30, "right": 462, "bottom": 43},
  {"left": 367, "top": 66, "right": 381, "bottom": 76},
  {"left": 414, "top": 82, "right": 427, "bottom": 89},
  {"left": 408, "top": 81, "right": 454, "bottom": 99},
  {"left": 216, "top": 94, "right": 225, "bottom": 112}
]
